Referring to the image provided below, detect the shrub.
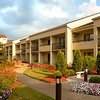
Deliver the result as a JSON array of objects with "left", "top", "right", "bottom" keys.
[
  {"left": 55, "top": 51, "right": 67, "bottom": 74},
  {"left": 0, "top": 79, "right": 13, "bottom": 89},
  {"left": 63, "top": 69, "right": 75, "bottom": 77},
  {"left": 96, "top": 51, "right": 100, "bottom": 74},
  {"left": 73, "top": 50, "right": 83, "bottom": 71},
  {"left": 54, "top": 70, "right": 62, "bottom": 77},
  {"left": 89, "top": 76, "right": 100, "bottom": 83},
  {"left": 83, "top": 56, "right": 96, "bottom": 72}
]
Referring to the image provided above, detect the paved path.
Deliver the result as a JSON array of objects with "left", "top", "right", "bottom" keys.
[{"left": 17, "top": 74, "right": 100, "bottom": 100}]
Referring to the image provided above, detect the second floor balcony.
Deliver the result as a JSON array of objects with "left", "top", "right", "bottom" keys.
[
  {"left": 52, "top": 43, "right": 65, "bottom": 50},
  {"left": 21, "top": 49, "right": 26, "bottom": 54},
  {"left": 73, "top": 38, "right": 95, "bottom": 50},
  {"left": 73, "top": 38, "right": 94, "bottom": 43},
  {"left": 98, "top": 38, "right": 100, "bottom": 47},
  {"left": 31, "top": 46, "right": 38, "bottom": 52}
]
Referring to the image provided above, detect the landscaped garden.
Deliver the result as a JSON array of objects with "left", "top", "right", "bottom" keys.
[
  {"left": 72, "top": 50, "right": 100, "bottom": 96},
  {"left": 0, "top": 60, "right": 54, "bottom": 100},
  {"left": 0, "top": 49, "right": 100, "bottom": 99},
  {"left": 24, "top": 51, "right": 75, "bottom": 83}
]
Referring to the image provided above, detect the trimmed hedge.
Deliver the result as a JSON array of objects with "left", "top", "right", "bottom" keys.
[{"left": 89, "top": 76, "right": 100, "bottom": 83}]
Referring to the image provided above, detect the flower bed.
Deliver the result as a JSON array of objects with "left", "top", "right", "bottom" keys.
[
  {"left": 28, "top": 64, "right": 56, "bottom": 72},
  {"left": 72, "top": 81, "right": 100, "bottom": 96}
]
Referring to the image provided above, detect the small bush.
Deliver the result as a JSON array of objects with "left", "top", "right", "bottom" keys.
[
  {"left": 63, "top": 69, "right": 75, "bottom": 77},
  {"left": 83, "top": 56, "right": 96, "bottom": 72},
  {"left": 89, "top": 76, "right": 100, "bottom": 83},
  {"left": 54, "top": 70, "right": 62, "bottom": 77}
]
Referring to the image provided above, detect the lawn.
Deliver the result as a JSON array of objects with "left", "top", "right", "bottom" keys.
[
  {"left": 9, "top": 84, "right": 54, "bottom": 100},
  {"left": 24, "top": 68, "right": 56, "bottom": 83}
]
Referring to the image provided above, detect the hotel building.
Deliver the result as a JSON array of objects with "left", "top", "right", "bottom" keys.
[{"left": 4, "top": 13, "right": 100, "bottom": 65}]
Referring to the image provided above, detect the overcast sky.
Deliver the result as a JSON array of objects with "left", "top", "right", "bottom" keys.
[{"left": 0, "top": 0, "right": 100, "bottom": 40}]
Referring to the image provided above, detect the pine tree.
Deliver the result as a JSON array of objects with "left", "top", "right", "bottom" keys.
[
  {"left": 96, "top": 51, "right": 100, "bottom": 74},
  {"left": 73, "top": 50, "right": 83, "bottom": 71},
  {"left": 55, "top": 50, "right": 67, "bottom": 74}
]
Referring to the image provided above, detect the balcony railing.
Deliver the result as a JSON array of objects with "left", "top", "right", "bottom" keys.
[
  {"left": 73, "top": 38, "right": 94, "bottom": 43},
  {"left": 21, "top": 49, "right": 26, "bottom": 54},
  {"left": 9, "top": 50, "right": 12, "bottom": 54},
  {"left": 40, "top": 42, "right": 50, "bottom": 46},
  {"left": 31, "top": 46, "right": 38, "bottom": 51},
  {"left": 52, "top": 43, "right": 65, "bottom": 50}
]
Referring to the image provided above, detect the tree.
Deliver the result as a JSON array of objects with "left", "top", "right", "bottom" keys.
[
  {"left": 96, "top": 51, "right": 100, "bottom": 74},
  {"left": 73, "top": 50, "right": 83, "bottom": 71},
  {"left": 55, "top": 51, "right": 67, "bottom": 74},
  {"left": 83, "top": 56, "right": 96, "bottom": 72}
]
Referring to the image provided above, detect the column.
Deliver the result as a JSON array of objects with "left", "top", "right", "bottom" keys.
[
  {"left": 8, "top": 47, "right": 10, "bottom": 60},
  {"left": 29, "top": 40, "right": 32, "bottom": 64},
  {"left": 20, "top": 43, "right": 22, "bottom": 61},
  {"left": 38, "top": 39, "right": 40, "bottom": 63},
  {"left": 50, "top": 36, "right": 53, "bottom": 65},
  {"left": 12, "top": 42, "right": 16, "bottom": 60},
  {"left": 66, "top": 27, "right": 73, "bottom": 65},
  {"left": 94, "top": 26, "right": 98, "bottom": 57},
  {"left": 25, "top": 42, "right": 27, "bottom": 62}
]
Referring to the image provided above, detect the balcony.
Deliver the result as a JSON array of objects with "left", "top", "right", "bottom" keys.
[
  {"left": 98, "top": 38, "right": 100, "bottom": 47},
  {"left": 31, "top": 46, "right": 38, "bottom": 52},
  {"left": 73, "top": 38, "right": 95, "bottom": 49},
  {"left": 16, "top": 49, "right": 21, "bottom": 54},
  {"left": 73, "top": 38, "right": 94, "bottom": 43},
  {"left": 40, "top": 44, "right": 50, "bottom": 52},
  {"left": 9, "top": 50, "right": 12, "bottom": 54},
  {"left": 21, "top": 49, "right": 26, "bottom": 54},
  {"left": 52, "top": 43, "right": 65, "bottom": 50}
]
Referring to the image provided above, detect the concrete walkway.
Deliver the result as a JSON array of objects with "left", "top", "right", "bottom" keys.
[{"left": 17, "top": 74, "right": 100, "bottom": 100}]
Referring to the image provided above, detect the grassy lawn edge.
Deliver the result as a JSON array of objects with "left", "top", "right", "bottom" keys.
[{"left": 9, "top": 84, "right": 54, "bottom": 100}]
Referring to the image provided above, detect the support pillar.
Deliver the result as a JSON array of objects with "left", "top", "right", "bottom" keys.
[
  {"left": 94, "top": 26, "right": 98, "bottom": 57},
  {"left": 66, "top": 27, "right": 73, "bottom": 66},
  {"left": 12, "top": 42, "right": 16, "bottom": 60},
  {"left": 29, "top": 40, "right": 32, "bottom": 64},
  {"left": 38, "top": 39, "right": 40, "bottom": 63},
  {"left": 50, "top": 36, "right": 53, "bottom": 65}
]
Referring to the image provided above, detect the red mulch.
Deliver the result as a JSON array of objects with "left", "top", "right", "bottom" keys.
[{"left": 43, "top": 77, "right": 67, "bottom": 83}]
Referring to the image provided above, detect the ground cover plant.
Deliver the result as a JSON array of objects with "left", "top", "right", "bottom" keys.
[{"left": 89, "top": 76, "right": 100, "bottom": 83}]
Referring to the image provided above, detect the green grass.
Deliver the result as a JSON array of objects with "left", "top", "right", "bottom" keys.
[
  {"left": 9, "top": 85, "right": 54, "bottom": 100},
  {"left": 24, "top": 69, "right": 47, "bottom": 80},
  {"left": 24, "top": 68, "right": 54, "bottom": 82},
  {"left": 33, "top": 68, "right": 54, "bottom": 76}
]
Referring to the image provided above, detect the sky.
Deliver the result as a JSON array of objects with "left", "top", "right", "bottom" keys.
[{"left": 0, "top": 0, "right": 100, "bottom": 40}]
